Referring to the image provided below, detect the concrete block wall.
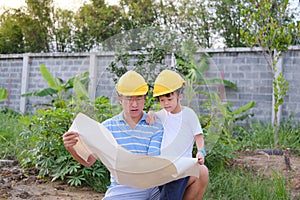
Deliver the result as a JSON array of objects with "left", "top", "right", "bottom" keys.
[
  {"left": 282, "top": 49, "right": 300, "bottom": 119},
  {"left": 207, "top": 49, "right": 273, "bottom": 122},
  {"left": 94, "top": 53, "right": 116, "bottom": 101},
  {"left": 23, "top": 53, "right": 90, "bottom": 112},
  {"left": 0, "top": 55, "right": 23, "bottom": 112},
  {"left": 0, "top": 47, "right": 299, "bottom": 123}
]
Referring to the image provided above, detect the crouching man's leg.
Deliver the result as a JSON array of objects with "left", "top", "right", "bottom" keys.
[
  {"left": 183, "top": 165, "right": 209, "bottom": 200},
  {"left": 159, "top": 177, "right": 189, "bottom": 200}
]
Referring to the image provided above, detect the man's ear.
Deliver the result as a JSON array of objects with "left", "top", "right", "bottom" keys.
[{"left": 117, "top": 96, "right": 122, "bottom": 103}]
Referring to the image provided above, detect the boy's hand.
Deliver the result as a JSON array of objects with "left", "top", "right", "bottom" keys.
[
  {"left": 146, "top": 111, "right": 156, "bottom": 124},
  {"left": 196, "top": 152, "right": 205, "bottom": 165}
]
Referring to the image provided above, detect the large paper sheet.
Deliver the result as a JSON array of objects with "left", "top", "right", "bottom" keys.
[{"left": 69, "top": 113, "right": 199, "bottom": 189}]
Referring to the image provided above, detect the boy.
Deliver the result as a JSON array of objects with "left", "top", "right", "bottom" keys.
[{"left": 150, "top": 69, "right": 209, "bottom": 200}]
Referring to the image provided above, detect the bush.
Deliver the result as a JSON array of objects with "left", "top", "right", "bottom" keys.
[{"left": 18, "top": 97, "right": 118, "bottom": 192}]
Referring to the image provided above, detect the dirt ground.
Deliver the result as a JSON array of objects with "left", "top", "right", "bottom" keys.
[
  {"left": 0, "top": 163, "right": 104, "bottom": 200},
  {"left": 1, "top": 150, "right": 300, "bottom": 200}
]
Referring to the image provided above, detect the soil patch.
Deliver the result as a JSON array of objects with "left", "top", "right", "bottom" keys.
[{"left": 0, "top": 162, "right": 104, "bottom": 200}]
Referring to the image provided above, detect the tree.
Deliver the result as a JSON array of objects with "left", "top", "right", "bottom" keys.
[
  {"left": 0, "top": 0, "right": 55, "bottom": 53},
  {"left": 241, "top": 0, "right": 299, "bottom": 146},
  {"left": 24, "top": 0, "right": 54, "bottom": 52},
  {"left": 0, "top": 10, "right": 24, "bottom": 54},
  {"left": 159, "top": 0, "right": 214, "bottom": 48},
  {"left": 73, "top": 0, "right": 123, "bottom": 52},
  {"left": 52, "top": 8, "right": 75, "bottom": 52},
  {"left": 0, "top": 88, "right": 8, "bottom": 103},
  {"left": 212, "top": 0, "right": 248, "bottom": 47},
  {"left": 119, "top": 0, "right": 159, "bottom": 28}
]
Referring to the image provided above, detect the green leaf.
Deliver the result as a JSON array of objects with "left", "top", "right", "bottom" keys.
[
  {"left": 74, "top": 78, "right": 89, "bottom": 100},
  {"left": 231, "top": 101, "right": 256, "bottom": 116},
  {"left": 204, "top": 79, "right": 238, "bottom": 90},
  {"left": 65, "top": 72, "right": 89, "bottom": 90},
  {"left": 234, "top": 113, "right": 254, "bottom": 121},
  {"left": 21, "top": 88, "right": 58, "bottom": 97},
  {"left": 40, "top": 64, "right": 60, "bottom": 90},
  {"left": 0, "top": 88, "right": 8, "bottom": 102}
]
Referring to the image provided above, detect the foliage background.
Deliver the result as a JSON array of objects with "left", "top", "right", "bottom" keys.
[{"left": 0, "top": 0, "right": 299, "bottom": 53}]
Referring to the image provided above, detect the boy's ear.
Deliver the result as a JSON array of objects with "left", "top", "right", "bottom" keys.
[{"left": 179, "top": 93, "right": 183, "bottom": 100}]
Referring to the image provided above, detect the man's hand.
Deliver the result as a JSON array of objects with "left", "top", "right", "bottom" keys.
[{"left": 62, "top": 131, "right": 79, "bottom": 149}]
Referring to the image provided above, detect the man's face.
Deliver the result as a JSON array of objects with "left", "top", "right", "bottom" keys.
[{"left": 118, "top": 95, "right": 146, "bottom": 119}]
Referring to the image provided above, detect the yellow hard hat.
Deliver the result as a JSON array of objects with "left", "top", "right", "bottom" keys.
[
  {"left": 153, "top": 69, "right": 186, "bottom": 97},
  {"left": 116, "top": 70, "right": 148, "bottom": 96}
]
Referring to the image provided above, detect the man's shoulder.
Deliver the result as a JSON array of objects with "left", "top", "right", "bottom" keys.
[
  {"left": 102, "top": 114, "right": 122, "bottom": 126},
  {"left": 141, "top": 117, "right": 164, "bottom": 131},
  {"left": 152, "top": 118, "right": 164, "bottom": 129}
]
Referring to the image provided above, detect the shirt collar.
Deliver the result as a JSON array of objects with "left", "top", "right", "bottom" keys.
[{"left": 116, "top": 111, "right": 147, "bottom": 124}]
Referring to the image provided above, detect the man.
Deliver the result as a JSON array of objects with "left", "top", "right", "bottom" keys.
[{"left": 63, "top": 70, "right": 163, "bottom": 199}]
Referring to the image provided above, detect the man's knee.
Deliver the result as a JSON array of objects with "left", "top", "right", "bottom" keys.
[
  {"left": 199, "top": 165, "right": 209, "bottom": 181},
  {"left": 187, "top": 165, "right": 209, "bottom": 187}
]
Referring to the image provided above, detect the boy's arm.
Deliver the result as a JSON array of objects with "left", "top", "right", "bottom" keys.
[
  {"left": 145, "top": 111, "right": 157, "bottom": 124},
  {"left": 195, "top": 134, "right": 206, "bottom": 165}
]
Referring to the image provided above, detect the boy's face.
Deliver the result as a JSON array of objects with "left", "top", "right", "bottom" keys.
[{"left": 158, "top": 93, "right": 182, "bottom": 113}]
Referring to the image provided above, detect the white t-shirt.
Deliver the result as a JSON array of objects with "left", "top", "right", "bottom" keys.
[{"left": 156, "top": 106, "right": 203, "bottom": 158}]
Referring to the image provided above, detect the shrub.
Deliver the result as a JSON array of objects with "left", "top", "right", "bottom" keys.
[{"left": 18, "top": 96, "right": 118, "bottom": 192}]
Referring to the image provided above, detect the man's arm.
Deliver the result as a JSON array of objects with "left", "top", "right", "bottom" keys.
[
  {"left": 62, "top": 131, "right": 97, "bottom": 167},
  {"left": 148, "top": 122, "right": 164, "bottom": 156}
]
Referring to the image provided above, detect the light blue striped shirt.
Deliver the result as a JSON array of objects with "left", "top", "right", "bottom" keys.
[{"left": 102, "top": 111, "right": 164, "bottom": 187}]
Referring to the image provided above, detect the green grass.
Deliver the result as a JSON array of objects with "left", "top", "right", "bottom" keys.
[
  {"left": 204, "top": 167, "right": 290, "bottom": 200},
  {"left": 0, "top": 109, "right": 30, "bottom": 159},
  {"left": 234, "top": 117, "right": 300, "bottom": 154}
]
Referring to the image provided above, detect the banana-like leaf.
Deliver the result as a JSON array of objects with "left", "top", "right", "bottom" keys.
[
  {"left": 231, "top": 101, "right": 256, "bottom": 115},
  {"left": 203, "top": 79, "right": 238, "bottom": 90},
  {"left": 40, "top": 64, "right": 60, "bottom": 90},
  {"left": 21, "top": 88, "right": 58, "bottom": 97},
  {"left": 0, "top": 88, "right": 8, "bottom": 102},
  {"left": 66, "top": 72, "right": 89, "bottom": 88},
  {"left": 74, "top": 78, "right": 89, "bottom": 100},
  {"left": 234, "top": 113, "right": 254, "bottom": 121}
]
